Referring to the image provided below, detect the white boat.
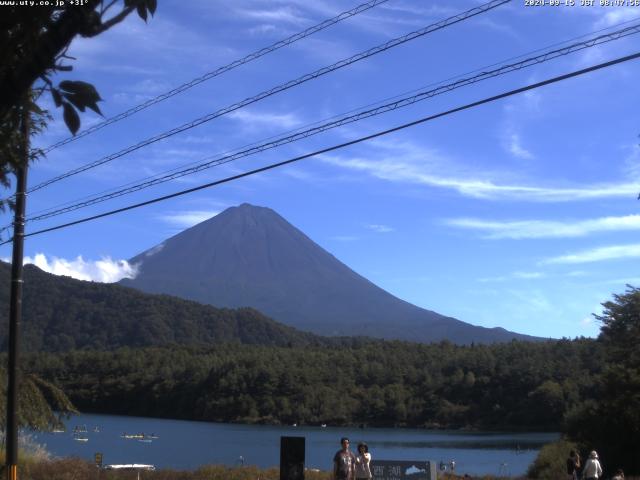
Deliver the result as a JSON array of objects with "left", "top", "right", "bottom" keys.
[
  {"left": 73, "top": 435, "right": 89, "bottom": 442},
  {"left": 103, "top": 464, "right": 155, "bottom": 471}
]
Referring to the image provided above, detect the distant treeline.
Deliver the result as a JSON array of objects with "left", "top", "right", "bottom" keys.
[{"left": 22, "top": 338, "right": 601, "bottom": 430}]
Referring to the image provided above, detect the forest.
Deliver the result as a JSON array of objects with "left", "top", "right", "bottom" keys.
[{"left": 21, "top": 338, "right": 600, "bottom": 431}]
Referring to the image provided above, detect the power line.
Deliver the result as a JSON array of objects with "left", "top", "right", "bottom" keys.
[
  {"left": 24, "top": 0, "right": 510, "bottom": 196},
  {"left": 25, "top": 16, "right": 640, "bottom": 221},
  {"left": 40, "top": 0, "right": 392, "bottom": 154},
  {"left": 21, "top": 22, "right": 640, "bottom": 224},
  {"left": 3, "top": 50, "right": 637, "bottom": 245}
]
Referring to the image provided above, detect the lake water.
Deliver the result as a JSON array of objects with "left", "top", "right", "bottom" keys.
[{"left": 31, "top": 413, "right": 558, "bottom": 477}]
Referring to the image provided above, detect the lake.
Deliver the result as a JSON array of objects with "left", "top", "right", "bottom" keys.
[{"left": 30, "top": 413, "right": 558, "bottom": 477}]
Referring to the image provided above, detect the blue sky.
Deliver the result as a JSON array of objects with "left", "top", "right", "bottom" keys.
[{"left": 3, "top": 0, "right": 640, "bottom": 339}]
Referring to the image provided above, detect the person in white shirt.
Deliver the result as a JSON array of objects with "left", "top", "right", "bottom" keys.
[
  {"left": 355, "top": 442, "right": 372, "bottom": 480},
  {"left": 582, "top": 450, "right": 603, "bottom": 480}
]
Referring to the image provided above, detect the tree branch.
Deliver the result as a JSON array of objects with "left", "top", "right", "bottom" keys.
[
  {"left": 0, "top": 0, "right": 146, "bottom": 121},
  {"left": 85, "top": 4, "right": 137, "bottom": 37},
  {"left": 101, "top": 0, "right": 119, "bottom": 16}
]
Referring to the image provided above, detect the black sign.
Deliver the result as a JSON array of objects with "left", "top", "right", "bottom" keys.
[
  {"left": 280, "top": 436, "right": 305, "bottom": 480},
  {"left": 371, "top": 460, "right": 434, "bottom": 480}
]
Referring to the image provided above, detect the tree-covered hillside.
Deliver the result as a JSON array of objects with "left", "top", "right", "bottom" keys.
[
  {"left": 0, "top": 262, "right": 324, "bottom": 350},
  {"left": 23, "top": 338, "right": 601, "bottom": 430}
]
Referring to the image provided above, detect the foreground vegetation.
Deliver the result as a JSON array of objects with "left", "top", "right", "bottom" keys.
[{"left": 2, "top": 457, "right": 530, "bottom": 480}]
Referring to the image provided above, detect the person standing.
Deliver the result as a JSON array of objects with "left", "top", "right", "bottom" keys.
[
  {"left": 582, "top": 450, "right": 603, "bottom": 480},
  {"left": 566, "top": 449, "right": 581, "bottom": 480},
  {"left": 355, "top": 442, "right": 372, "bottom": 480},
  {"left": 333, "top": 437, "right": 356, "bottom": 480}
]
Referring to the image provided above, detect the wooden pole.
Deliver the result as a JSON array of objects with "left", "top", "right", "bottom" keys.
[{"left": 5, "top": 103, "right": 29, "bottom": 480}]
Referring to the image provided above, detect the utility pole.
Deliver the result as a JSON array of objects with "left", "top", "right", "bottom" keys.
[{"left": 5, "top": 103, "right": 29, "bottom": 480}]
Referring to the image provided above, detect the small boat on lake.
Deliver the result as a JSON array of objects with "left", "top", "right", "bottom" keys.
[
  {"left": 73, "top": 434, "right": 89, "bottom": 442},
  {"left": 103, "top": 464, "right": 155, "bottom": 471},
  {"left": 122, "top": 433, "right": 158, "bottom": 441}
]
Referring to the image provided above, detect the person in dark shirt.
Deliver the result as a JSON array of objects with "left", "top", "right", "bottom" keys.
[
  {"left": 566, "top": 449, "right": 581, "bottom": 480},
  {"left": 333, "top": 437, "right": 356, "bottom": 480}
]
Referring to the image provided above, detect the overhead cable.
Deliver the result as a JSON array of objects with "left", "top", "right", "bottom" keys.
[
  {"left": 25, "top": 16, "right": 640, "bottom": 221},
  {"left": 41, "top": 0, "right": 392, "bottom": 154},
  {"left": 24, "top": 0, "right": 510, "bottom": 196},
  {"left": 3, "top": 50, "right": 637, "bottom": 245},
  {"left": 22, "top": 22, "right": 640, "bottom": 224}
]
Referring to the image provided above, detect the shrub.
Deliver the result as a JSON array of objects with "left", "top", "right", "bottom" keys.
[{"left": 527, "top": 438, "right": 578, "bottom": 479}]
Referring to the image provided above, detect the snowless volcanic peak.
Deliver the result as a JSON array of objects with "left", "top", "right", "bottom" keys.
[{"left": 122, "top": 203, "right": 539, "bottom": 344}]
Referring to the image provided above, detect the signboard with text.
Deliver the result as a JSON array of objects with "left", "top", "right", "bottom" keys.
[{"left": 371, "top": 460, "right": 436, "bottom": 480}]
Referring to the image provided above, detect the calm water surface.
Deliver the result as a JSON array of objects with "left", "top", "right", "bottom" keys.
[{"left": 32, "top": 413, "right": 558, "bottom": 477}]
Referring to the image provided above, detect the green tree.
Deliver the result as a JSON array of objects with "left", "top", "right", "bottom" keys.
[
  {"left": 566, "top": 286, "right": 640, "bottom": 474},
  {"left": 0, "top": 0, "right": 158, "bottom": 202},
  {"left": 0, "top": 368, "right": 77, "bottom": 431}
]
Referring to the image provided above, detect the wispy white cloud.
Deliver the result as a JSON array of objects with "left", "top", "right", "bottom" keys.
[
  {"left": 596, "top": 276, "right": 640, "bottom": 286},
  {"left": 321, "top": 153, "right": 640, "bottom": 202},
  {"left": 473, "top": 17, "right": 522, "bottom": 40},
  {"left": 18, "top": 253, "right": 137, "bottom": 283},
  {"left": 158, "top": 210, "right": 220, "bottom": 228},
  {"left": 365, "top": 224, "right": 394, "bottom": 233},
  {"left": 594, "top": 7, "right": 640, "bottom": 28},
  {"left": 506, "top": 289, "right": 554, "bottom": 314},
  {"left": 446, "top": 214, "right": 640, "bottom": 239},
  {"left": 581, "top": 316, "right": 594, "bottom": 326},
  {"left": 479, "top": 271, "right": 546, "bottom": 282},
  {"left": 330, "top": 235, "right": 358, "bottom": 242},
  {"left": 567, "top": 270, "right": 589, "bottom": 277},
  {"left": 378, "top": 2, "right": 455, "bottom": 17},
  {"left": 236, "top": 6, "right": 308, "bottom": 25},
  {"left": 144, "top": 243, "right": 165, "bottom": 258},
  {"left": 505, "top": 133, "right": 534, "bottom": 160},
  {"left": 228, "top": 109, "right": 302, "bottom": 130},
  {"left": 514, "top": 271, "right": 545, "bottom": 279},
  {"left": 247, "top": 24, "right": 278, "bottom": 35},
  {"left": 543, "top": 243, "right": 640, "bottom": 265}
]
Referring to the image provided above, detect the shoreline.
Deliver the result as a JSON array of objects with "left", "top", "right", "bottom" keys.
[{"left": 67, "top": 408, "right": 560, "bottom": 434}]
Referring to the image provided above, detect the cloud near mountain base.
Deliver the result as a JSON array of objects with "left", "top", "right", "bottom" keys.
[{"left": 19, "top": 253, "right": 138, "bottom": 283}]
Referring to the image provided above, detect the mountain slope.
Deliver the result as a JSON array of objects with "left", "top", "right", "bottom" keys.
[
  {"left": 0, "top": 261, "right": 323, "bottom": 351},
  {"left": 121, "top": 203, "right": 538, "bottom": 344}
]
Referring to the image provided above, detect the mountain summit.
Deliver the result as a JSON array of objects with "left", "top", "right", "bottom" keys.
[{"left": 121, "top": 203, "right": 537, "bottom": 343}]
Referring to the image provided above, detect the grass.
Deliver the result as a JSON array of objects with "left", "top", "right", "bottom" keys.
[
  {"left": 0, "top": 459, "right": 331, "bottom": 480},
  {"left": 6, "top": 458, "right": 640, "bottom": 480}
]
